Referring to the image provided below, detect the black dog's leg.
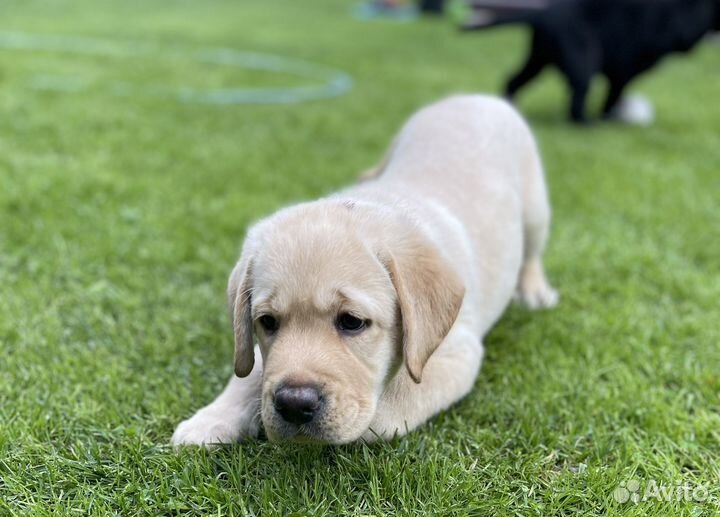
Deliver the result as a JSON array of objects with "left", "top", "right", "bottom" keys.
[
  {"left": 560, "top": 50, "right": 594, "bottom": 123},
  {"left": 601, "top": 77, "right": 630, "bottom": 118},
  {"left": 557, "top": 32, "right": 599, "bottom": 124},
  {"left": 566, "top": 73, "right": 592, "bottom": 124},
  {"left": 505, "top": 32, "right": 549, "bottom": 99}
]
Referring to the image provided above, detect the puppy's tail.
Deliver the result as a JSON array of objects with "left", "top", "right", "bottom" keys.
[
  {"left": 357, "top": 165, "right": 384, "bottom": 183},
  {"left": 356, "top": 138, "right": 398, "bottom": 183}
]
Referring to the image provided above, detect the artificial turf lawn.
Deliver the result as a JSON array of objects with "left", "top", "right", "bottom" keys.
[{"left": 1, "top": 1, "right": 719, "bottom": 515}]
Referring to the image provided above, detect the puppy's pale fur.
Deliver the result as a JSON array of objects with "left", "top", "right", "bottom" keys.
[{"left": 172, "top": 95, "right": 558, "bottom": 445}]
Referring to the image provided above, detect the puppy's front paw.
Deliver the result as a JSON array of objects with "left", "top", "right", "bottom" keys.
[{"left": 171, "top": 408, "right": 259, "bottom": 448}]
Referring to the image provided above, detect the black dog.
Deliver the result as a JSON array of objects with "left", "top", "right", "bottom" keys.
[{"left": 467, "top": 0, "right": 720, "bottom": 123}]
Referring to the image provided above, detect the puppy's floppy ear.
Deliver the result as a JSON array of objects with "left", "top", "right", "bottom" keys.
[
  {"left": 227, "top": 256, "right": 254, "bottom": 377},
  {"left": 383, "top": 238, "right": 465, "bottom": 384}
]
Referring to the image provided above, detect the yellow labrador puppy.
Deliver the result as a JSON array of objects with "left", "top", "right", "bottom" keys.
[{"left": 172, "top": 95, "right": 558, "bottom": 446}]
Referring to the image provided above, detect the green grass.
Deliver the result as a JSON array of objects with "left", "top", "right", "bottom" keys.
[{"left": 1, "top": 1, "right": 719, "bottom": 515}]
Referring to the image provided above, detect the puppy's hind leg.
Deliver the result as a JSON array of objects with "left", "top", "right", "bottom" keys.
[{"left": 515, "top": 148, "right": 559, "bottom": 310}]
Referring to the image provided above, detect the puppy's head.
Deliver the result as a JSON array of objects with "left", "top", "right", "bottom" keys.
[{"left": 229, "top": 200, "right": 464, "bottom": 443}]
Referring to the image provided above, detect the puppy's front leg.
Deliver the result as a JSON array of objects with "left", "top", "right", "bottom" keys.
[
  {"left": 171, "top": 347, "right": 262, "bottom": 447},
  {"left": 364, "top": 326, "right": 483, "bottom": 441}
]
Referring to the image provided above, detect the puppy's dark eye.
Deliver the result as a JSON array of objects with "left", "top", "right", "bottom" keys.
[
  {"left": 258, "top": 315, "right": 279, "bottom": 333},
  {"left": 337, "top": 313, "right": 368, "bottom": 334}
]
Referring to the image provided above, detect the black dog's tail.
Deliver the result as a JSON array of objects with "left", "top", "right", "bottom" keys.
[
  {"left": 459, "top": 0, "right": 552, "bottom": 31},
  {"left": 460, "top": 11, "right": 538, "bottom": 30}
]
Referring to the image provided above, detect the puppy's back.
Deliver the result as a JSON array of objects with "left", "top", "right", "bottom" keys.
[{"left": 380, "top": 95, "right": 536, "bottom": 193}]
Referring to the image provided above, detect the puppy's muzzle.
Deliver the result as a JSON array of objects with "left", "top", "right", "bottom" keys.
[{"left": 273, "top": 385, "right": 322, "bottom": 425}]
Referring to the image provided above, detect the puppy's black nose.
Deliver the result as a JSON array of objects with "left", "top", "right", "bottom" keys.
[{"left": 274, "top": 385, "right": 321, "bottom": 425}]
